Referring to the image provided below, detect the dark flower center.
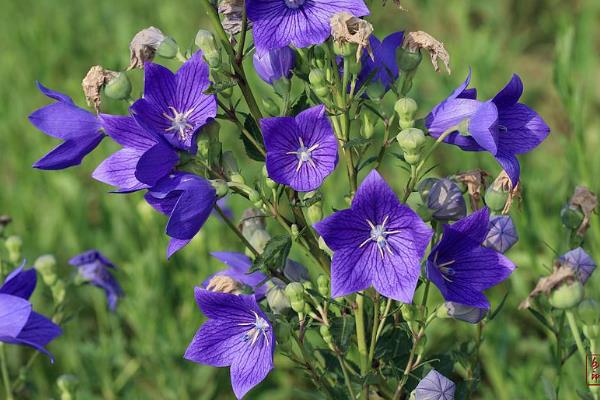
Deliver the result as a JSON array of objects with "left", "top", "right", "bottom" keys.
[
  {"left": 238, "top": 312, "right": 270, "bottom": 347},
  {"left": 433, "top": 252, "right": 456, "bottom": 282},
  {"left": 286, "top": 137, "right": 319, "bottom": 172},
  {"left": 359, "top": 215, "right": 402, "bottom": 258},
  {"left": 284, "top": 0, "right": 305, "bottom": 9},
  {"left": 164, "top": 106, "right": 195, "bottom": 141}
]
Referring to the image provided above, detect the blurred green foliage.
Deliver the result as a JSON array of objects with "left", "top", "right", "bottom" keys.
[{"left": 0, "top": 0, "right": 599, "bottom": 398}]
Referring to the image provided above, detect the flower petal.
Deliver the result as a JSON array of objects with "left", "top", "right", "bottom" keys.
[
  {"left": 33, "top": 134, "right": 104, "bottom": 170},
  {"left": 1, "top": 265, "right": 37, "bottom": 300},
  {"left": 134, "top": 143, "right": 179, "bottom": 186},
  {"left": 0, "top": 294, "right": 31, "bottom": 337},
  {"left": 92, "top": 148, "right": 149, "bottom": 192},
  {"left": 98, "top": 114, "right": 157, "bottom": 150},
  {"left": 492, "top": 74, "right": 523, "bottom": 109}
]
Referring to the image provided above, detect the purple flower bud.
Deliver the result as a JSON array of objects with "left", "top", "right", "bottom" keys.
[
  {"left": 69, "top": 250, "right": 123, "bottom": 311},
  {"left": 427, "top": 178, "right": 467, "bottom": 221},
  {"left": 444, "top": 302, "right": 487, "bottom": 324},
  {"left": 560, "top": 247, "right": 596, "bottom": 284},
  {"left": 483, "top": 215, "right": 519, "bottom": 253},
  {"left": 253, "top": 47, "right": 295, "bottom": 85},
  {"left": 415, "top": 369, "right": 455, "bottom": 400}
]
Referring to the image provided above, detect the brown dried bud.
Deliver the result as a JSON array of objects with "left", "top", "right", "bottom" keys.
[
  {"left": 128, "top": 26, "right": 166, "bottom": 70},
  {"left": 519, "top": 260, "right": 577, "bottom": 310},
  {"left": 403, "top": 31, "right": 451, "bottom": 74},
  {"left": 330, "top": 12, "right": 373, "bottom": 62},
  {"left": 206, "top": 275, "right": 242, "bottom": 294},
  {"left": 569, "top": 186, "right": 598, "bottom": 236},
  {"left": 82, "top": 66, "right": 118, "bottom": 113},
  {"left": 219, "top": 0, "right": 251, "bottom": 37},
  {"left": 454, "top": 170, "right": 490, "bottom": 211}
]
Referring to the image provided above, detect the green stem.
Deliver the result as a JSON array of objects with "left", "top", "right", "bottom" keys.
[
  {"left": 355, "top": 293, "right": 369, "bottom": 399},
  {"left": 0, "top": 344, "right": 13, "bottom": 400},
  {"left": 217, "top": 99, "right": 265, "bottom": 156},
  {"left": 565, "top": 310, "right": 586, "bottom": 363},
  {"left": 337, "top": 354, "right": 356, "bottom": 399},
  {"left": 214, "top": 204, "right": 259, "bottom": 258},
  {"left": 367, "top": 296, "right": 381, "bottom": 366}
]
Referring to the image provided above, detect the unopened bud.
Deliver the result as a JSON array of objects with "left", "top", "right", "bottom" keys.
[
  {"left": 396, "top": 47, "right": 423, "bottom": 73},
  {"left": 396, "top": 128, "right": 426, "bottom": 165},
  {"left": 34, "top": 255, "right": 58, "bottom": 286},
  {"left": 309, "top": 69, "right": 327, "bottom": 86},
  {"left": 195, "top": 30, "right": 221, "bottom": 69},
  {"left": 366, "top": 80, "right": 386, "bottom": 101},
  {"left": 249, "top": 229, "right": 270, "bottom": 254},
  {"left": 333, "top": 41, "right": 356, "bottom": 58},
  {"left": 561, "top": 204, "right": 584, "bottom": 230},
  {"left": 394, "top": 98, "right": 418, "bottom": 121},
  {"left": 317, "top": 274, "right": 330, "bottom": 297},
  {"left": 5, "top": 235, "right": 22, "bottom": 263},
  {"left": 211, "top": 180, "right": 229, "bottom": 197},
  {"left": 57, "top": 374, "right": 79, "bottom": 400},
  {"left": 156, "top": 36, "right": 178, "bottom": 59},
  {"left": 549, "top": 281, "right": 584, "bottom": 309},
  {"left": 417, "top": 178, "right": 438, "bottom": 203},
  {"left": 307, "top": 203, "right": 323, "bottom": 225},
  {"left": 401, "top": 304, "right": 417, "bottom": 322},
  {"left": 320, "top": 324, "right": 334, "bottom": 347},
  {"left": 285, "top": 282, "right": 305, "bottom": 313},
  {"left": 485, "top": 186, "right": 509, "bottom": 213},
  {"left": 104, "top": 72, "right": 132, "bottom": 100}
]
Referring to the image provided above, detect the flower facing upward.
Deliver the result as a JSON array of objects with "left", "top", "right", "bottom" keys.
[
  {"left": 314, "top": 170, "right": 433, "bottom": 302},
  {"left": 184, "top": 289, "right": 275, "bottom": 399},
  {"left": 253, "top": 47, "right": 296, "bottom": 85},
  {"left": 29, "top": 83, "right": 104, "bottom": 170},
  {"left": 203, "top": 252, "right": 269, "bottom": 300},
  {"left": 483, "top": 215, "right": 519, "bottom": 254},
  {"left": 144, "top": 172, "right": 216, "bottom": 258},
  {"left": 246, "top": 0, "right": 370, "bottom": 51},
  {"left": 415, "top": 369, "right": 455, "bottom": 400},
  {"left": 427, "top": 208, "right": 516, "bottom": 308},
  {"left": 356, "top": 32, "right": 404, "bottom": 93},
  {"left": 425, "top": 71, "right": 550, "bottom": 185},
  {"left": 262, "top": 105, "right": 338, "bottom": 192},
  {"left": 93, "top": 115, "right": 179, "bottom": 192},
  {"left": 131, "top": 51, "right": 217, "bottom": 153},
  {"left": 0, "top": 264, "right": 62, "bottom": 360},
  {"left": 560, "top": 247, "right": 596, "bottom": 285},
  {"left": 69, "top": 250, "right": 123, "bottom": 311}
]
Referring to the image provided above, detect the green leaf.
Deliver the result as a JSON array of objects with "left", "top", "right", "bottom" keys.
[
  {"left": 375, "top": 324, "right": 412, "bottom": 363},
  {"left": 343, "top": 137, "right": 372, "bottom": 149},
  {"left": 330, "top": 315, "right": 355, "bottom": 352},
  {"left": 290, "top": 92, "right": 309, "bottom": 115},
  {"left": 242, "top": 114, "right": 265, "bottom": 162},
  {"left": 357, "top": 156, "right": 378, "bottom": 172},
  {"left": 528, "top": 308, "right": 556, "bottom": 334},
  {"left": 488, "top": 291, "right": 509, "bottom": 320},
  {"left": 250, "top": 235, "right": 292, "bottom": 274}
]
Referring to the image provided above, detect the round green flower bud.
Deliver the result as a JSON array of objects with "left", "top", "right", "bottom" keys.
[
  {"left": 307, "top": 203, "right": 323, "bottom": 225},
  {"left": 403, "top": 153, "right": 420, "bottom": 165},
  {"left": 314, "top": 85, "right": 330, "bottom": 98},
  {"left": 561, "top": 204, "right": 584, "bottom": 230},
  {"left": 5, "top": 235, "right": 22, "bottom": 263},
  {"left": 210, "top": 180, "right": 229, "bottom": 197},
  {"left": 578, "top": 299, "right": 600, "bottom": 326},
  {"left": 549, "top": 281, "right": 584, "bottom": 309},
  {"left": 230, "top": 173, "right": 245, "bottom": 185},
  {"left": 320, "top": 324, "right": 333, "bottom": 346},
  {"left": 396, "top": 128, "right": 426, "bottom": 152},
  {"left": 157, "top": 36, "right": 178, "bottom": 59},
  {"left": 34, "top": 255, "right": 58, "bottom": 286},
  {"left": 485, "top": 186, "right": 509, "bottom": 212},
  {"left": 285, "top": 282, "right": 305, "bottom": 300},
  {"left": 303, "top": 302, "right": 312, "bottom": 315},
  {"left": 397, "top": 48, "right": 423, "bottom": 73},
  {"left": 195, "top": 30, "right": 217, "bottom": 54},
  {"left": 366, "top": 80, "right": 386, "bottom": 101},
  {"left": 317, "top": 274, "right": 330, "bottom": 297},
  {"left": 401, "top": 304, "right": 417, "bottom": 322},
  {"left": 104, "top": 72, "right": 132, "bottom": 100},
  {"left": 57, "top": 374, "right": 79, "bottom": 400},
  {"left": 266, "top": 280, "right": 291, "bottom": 314},
  {"left": 262, "top": 97, "right": 280, "bottom": 116},
  {"left": 309, "top": 69, "right": 327, "bottom": 87},
  {"left": 333, "top": 41, "right": 356, "bottom": 58},
  {"left": 394, "top": 98, "right": 418, "bottom": 121}
]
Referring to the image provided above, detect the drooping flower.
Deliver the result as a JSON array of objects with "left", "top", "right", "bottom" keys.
[
  {"left": 483, "top": 215, "right": 518, "bottom": 254},
  {"left": 69, "top": 250, "right": 123, "bottom": 311},
  {"left": 131, "top": 51, "right": 217, "bottom": 153},
  {"left": 246, "top": 0, "right": 370, "bottom": 51},
  {"left": 204, "top": 252, "right": 269, "bottom": 299},
  {"left": 356, "top": 32, "right": 404, "bottom": 93},
  {"left": 262, "top": 105, "right": 338, "bottom": 192},
  {"left": 92, "top": 115, "right": 179, "bottom": 192},
  {"left": 443, "top": 302, "right": 487, "bottom": 324},
  {"left": 144, "top": 172, "right": 216, "bottom": 258},
  {"left": 560, "top": 247, "right": 596, "bottom": 285},
  {"left": 415, "top": 369, "right": 455, "bottom": 400},
  {"left": 426, "top": 178, "right": 467, "bottom": 222},
  {"left": 184, "top": 289, "right": 275, "bottom": 399},
  {"left": 425, "top": 71, "right": 550, "bottom": 184},
  {"left": 314, "top": 170, "right": 433, "bottom": 302},
  {"left": 0, "top": 264, "right": 62, "bottom": 359},
  {"left": 426, "top": 208, "right": 516, "bottom": 308},
  {"left": 29, "top": 83, "right": 104, "bottom": 170},
  {"left": 253, "top": 47, "right": 295, "bottom": 85}
]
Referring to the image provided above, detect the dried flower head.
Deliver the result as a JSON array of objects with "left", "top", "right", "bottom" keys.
[
  {"left": 82, "top": 66, "right": 118, "bottom": 113},
  {"left": 490, "top": 170, "right": 521, "bottom": 214},
  {"left": 568, "top": 186, "right": 597, "bottom": 236},
  {"left": 455, "top": 170, "right": 489, "bottom": 210},
  {"left": 128, "top": 26, "right": 165, "bottom": 70},
  {"left": 330, "top": 12, "right": 373, "bottom": 61},
  {"left": 206, "top": 275, "right": 243, "bottom": 294},
  {"left": 519, "top": 260, "right": 577, "bottom": 309},
  {"left": 403, "top": 31, "right": 450, "bottom": 74},
  {"left": 218, "top": 0, "right": 250, "bottom": 37}
]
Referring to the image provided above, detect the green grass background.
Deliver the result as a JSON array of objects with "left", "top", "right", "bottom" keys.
[{"left": 0, "top": 0, "right": 599, "bottom": 398}]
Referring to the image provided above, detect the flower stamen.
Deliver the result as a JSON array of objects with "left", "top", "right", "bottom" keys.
[
  {"left": 286, "top": 137, "right": 320, "bottom": 172},
  {"left": 238, "top": 311, "right": 270, "bottom": 347},
  {"left": 359, "top": 215, "right": 401, "bottom": 258},
  {"left": 164, "top": 106, "right": 195, "bottom": 141}
]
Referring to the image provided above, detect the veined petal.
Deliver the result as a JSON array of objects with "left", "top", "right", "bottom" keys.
[
  {"left": 98, "top": 114, "right": 157, "bottom": 150},
  {"left": 184, "top": 318, "right": 248, "bottom": 367},
  {"left": 492, "top": 74, "right": 523, "bottom": 109},
  {"left": 330, "top": 246, "right": 374, "bottom": 298},
  {"left": 142, "top": 62, "right": 177, "bottom": 110},
  {"left": 497, "top": 103, "right": 550, "bottom": 155},
  {"left": 134, "top": 143, "right": 179, "bottom": 186},
  {"left": 468, "top": 101, "right": 498, "bottom": 155},
  {"left": 92, "top": 148, "right": 149, "bottom": 192},
  {"left": 230, "top": 328, "right": 275, "bottom": 399},
  {"left": 194, "top": 289, "right": 261, "bottom": 324},
  {"left": 0, "top": 294, "right": 31, "bottom": 337},
  {"left": 1, "top": 265, "right": 37, "bottom": 300},
  {"left": 33, "top": 134, "right": 104, "bottom": 170}
]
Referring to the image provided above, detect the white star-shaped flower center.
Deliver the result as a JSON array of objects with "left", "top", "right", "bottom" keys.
[
  {"left": 164, "top": 106, "right": 195, "bottom": 141},
  {"left": 359, "top": 215, "right": 403, "bottom": 258},
  {"left": 286, "top": 137, "right": 320, "bottom": 172},
  {"left": 238, "top": 311, "right": 270, "bottom": 347}
]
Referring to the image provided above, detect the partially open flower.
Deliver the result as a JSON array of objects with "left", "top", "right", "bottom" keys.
[
  {"left": 426, "top": 178, "right": 467, "bottom": 222},
  {"left": 483, "top": 215, "right": 518, "bottom": 253},
  {"left": 441, "top": 302, "right": 488, "bottom": 324},
  {"left": 415, "top": 369, "right": 455, "bottom": 400},
  {"left": 560, "top": 247, "right": 596, "bottom": 284},
  {"left": 82, "top": 66, "right": 118, "bottom": 113},
  {"left": 330, "top": 12, "right": 373, "bottom": 62},
  {"left": 402, "top": 31, "right": 450, "bottom": 74}
]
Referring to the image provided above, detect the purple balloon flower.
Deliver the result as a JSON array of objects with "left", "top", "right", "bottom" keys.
[
  {"left": 483, "top": 215, "right": 519, "bottom": 254},
  {"left": 560, "top": 247, "right": 596, "bottom": 285},
  {"left": 356, "top": 32, "right": 404, "bottom": 93},
  {"left": 314, "top": 170, "right": 433, "bottom": 301},
  {"left": 262, "top": 105, "right": 338, "bottom": 192},
  {"left": 427, "top": 178, "right": 467, "bottom": 222},
  {"left": 131, "top": 51, "right": 217, "bottom": 153},
  {"left": 247, "top": 0, "right": 370, "bottom": 51},
  {"left": 253, "top": 47, "right": 295, "bottom": 85},
  {"left": 144, "top": 172, "right": 216, "bottom": 258},
  {"left": 0, "top": 264, "right": 62, "bottom": 360},
  {"left": 415, "top": 369, "right": 455, "bottom": 400},
  {"left": 29, "top": 82, "right": 104, "bottom": 170},
  {"left": 93, "top": 115, "right": 179, "bottom": 191},
  {"left": 69, "top": 250, "right": 123, "bottom": 311},
  {"left": 427, "top": 208, "right": 516, "bottom": 308},
  {"left": 425, "top": 71, "right": 550, "bottom": 184},
  {"left": 204, "top": 252, "right": 269, "bottom": 300},
  {"left": 184, "top": 289, "right": 275, "bottom": 399},
  {"left": 444, "top": 302, "right": 487, "bottom": 324}
]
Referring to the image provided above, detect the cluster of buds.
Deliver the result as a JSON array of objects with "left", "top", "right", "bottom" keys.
[
  {"left": 285, "top": 282, "right": 306, "bottom": 316},
  {"left": 34, "top": 255, "right": 66, "bottom": 307},
  {"left": 195, "top": 30, "right": 222, "bottom": 70},
  {"left": 395, "top": 98, "right": 425, "bottom": 165},
  {"left": 4, "top": 235, "right": 22, "bottom": 264}
]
